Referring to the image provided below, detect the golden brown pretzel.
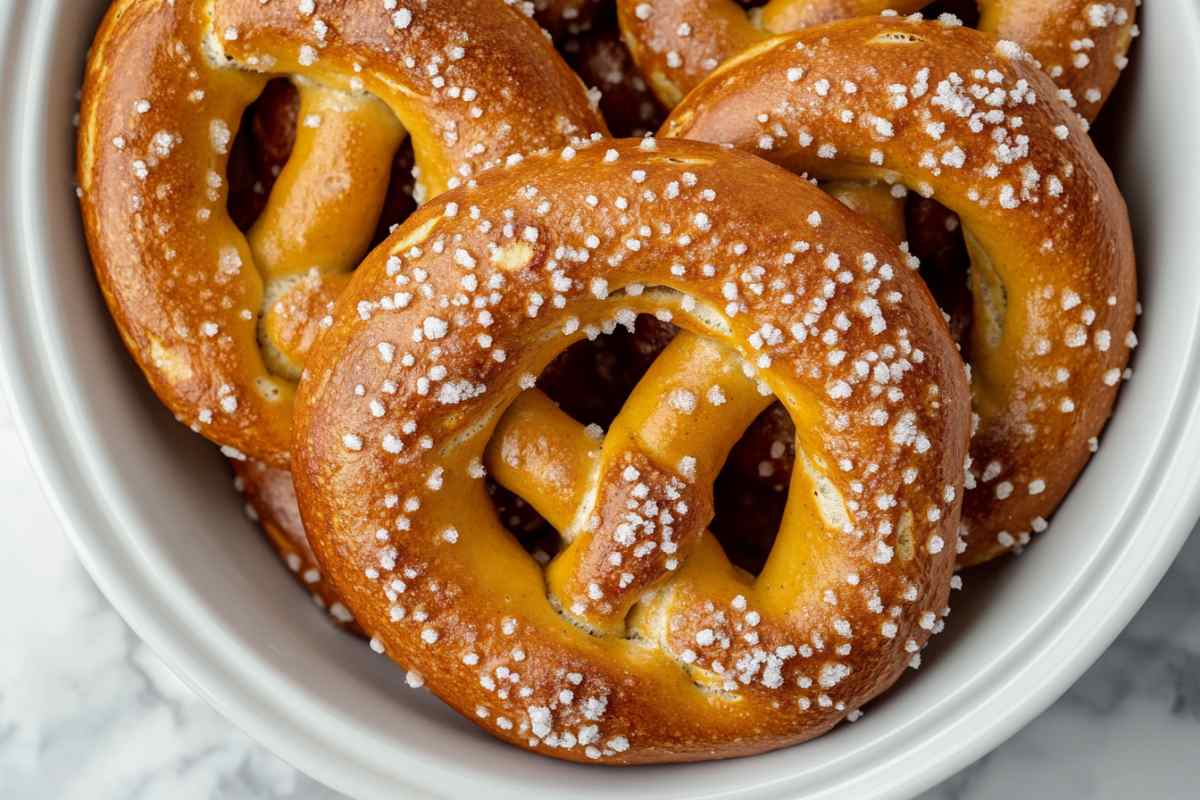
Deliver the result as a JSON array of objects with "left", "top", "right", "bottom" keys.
[
  {"left": 293, "top": 139, "right": 971, "bottom": 763},
  {"left": 78, "top": 0, "right": 606, "bottom": 467},
  {"left": 662, "top": 18, "right": 1137, "bottom": 565},
  {"left": 617, "top": 0, "right": 1137, "bottom": 122}
]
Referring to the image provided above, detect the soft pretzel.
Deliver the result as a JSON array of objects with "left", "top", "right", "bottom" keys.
[
  {"left": 662, "top": 17, "right": 1136, "bottom": 565},
  {"left": 78, "top": 0, "right": 606, "bottom": 467},
  {"left": 618, "top": 0, "right": 1137, "bottom": 122},
  {"left": 293, "top": 139, "right": 971, "bottom": 763}
]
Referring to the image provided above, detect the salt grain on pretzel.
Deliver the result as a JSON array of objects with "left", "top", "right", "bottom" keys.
[
  {"left": 293, "top": 139, "right": 971, "bottom": 763},
  {"left": 78, "top": 0, "right": 605, "bottom": 466},
  {"left": 662, "top": 17, "right": 1137, "bottom": 565},
  {"left": 618, "top": 0, "right": 1137, "bottom": 122}
]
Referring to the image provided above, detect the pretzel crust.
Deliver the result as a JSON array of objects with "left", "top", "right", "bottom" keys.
[
  {"left": 293, "top": 139, "right": 971, "bottom": 763},
  {"left": 78, "top": 0, "right": 605, "bottom": 467},
  {"left": 617, "top": 0, "right": 1137, "bottom": 122},
  {"left": 662, "top": 18, "right": 1137, "bottom": 565}
]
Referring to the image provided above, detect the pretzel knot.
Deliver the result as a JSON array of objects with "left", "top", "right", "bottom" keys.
[
  {"left": 78, "top": 0, "right": 605, "bottom": 467},
  {"left": 294, "top": 139, "right": 971, "bottom": 763}
]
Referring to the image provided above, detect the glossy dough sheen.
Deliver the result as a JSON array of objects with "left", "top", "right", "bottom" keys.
[
  {"left": 293, "top": 139, "right": 971, "bottom": 763},
  {"left": 77, "top": 0, "right": 605, "bottom": 467},
  {"left": 662, "top": 18, "right": 1136, "bottom": 565},
  {"left": 617, "top": 0, "right": 1137, "bottom": 122}
]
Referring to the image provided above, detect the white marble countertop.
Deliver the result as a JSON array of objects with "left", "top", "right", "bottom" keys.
[{"left": 2, "top": 387, "right": 1197, "bottom": 799}]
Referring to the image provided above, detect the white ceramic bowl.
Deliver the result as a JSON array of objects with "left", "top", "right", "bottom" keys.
[{"left": 2, "top": 3, "right": 1198, "bottom": 798}]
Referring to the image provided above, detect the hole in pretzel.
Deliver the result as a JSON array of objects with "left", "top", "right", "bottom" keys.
[
  {"left": 923, "top": 0, "right": 981, "bottom": 29},
  {"left": 488, "top": 482, "right": 565, "bottom": 564},
  {"left": 555, "top": 3, "right": 666, "bottom": 138},
  {"left": 227, "top": 78, "right": 298, "bottom": 232},
  {"left": 226, "top": 78, "right": 419, "bottom": 237},
  {"left": 709, "top": 404, "right": 793, "bottom": 574},
  {"left": 539, "top": 314, "right": 677, "bottom": 430},
  {"left": 905, "top": 195, "right": 973, "bottom": 345}
]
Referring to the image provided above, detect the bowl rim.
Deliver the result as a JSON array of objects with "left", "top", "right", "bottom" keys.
[{"left": 3, "top": 2, "right": 1200, "bottom": 799}]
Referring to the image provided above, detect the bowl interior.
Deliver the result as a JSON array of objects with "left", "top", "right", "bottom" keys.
[{"left": 4, "top": 3, "right": 1200, "bottom": 799}]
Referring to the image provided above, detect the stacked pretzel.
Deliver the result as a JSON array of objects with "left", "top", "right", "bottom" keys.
[{"left": 79, "top": 0, "right": 1136, "bottom": 765}]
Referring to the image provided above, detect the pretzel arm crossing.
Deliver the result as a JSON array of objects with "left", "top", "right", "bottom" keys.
[
  {"left": 293, "top": 139, "right": 971, "bottom": 763},
  {"left": 78, "top": 0, "right": 606, "bottom": 466}
]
